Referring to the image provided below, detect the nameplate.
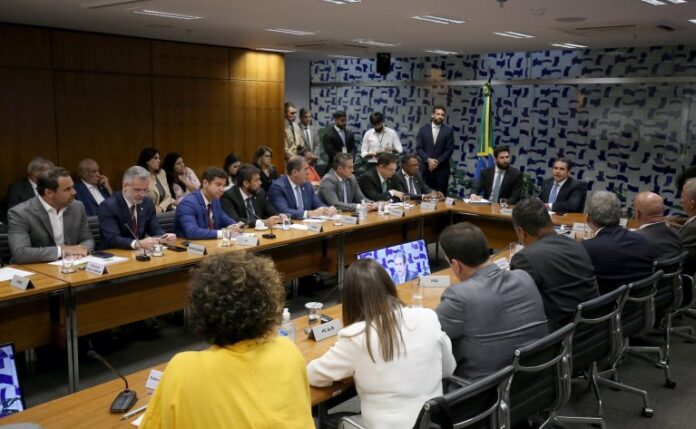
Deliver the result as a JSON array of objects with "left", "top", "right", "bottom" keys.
[
  {"left": 341, "top": 215, "right": 358, "bottom": 225},
  {"left": 236, "top": 235, "right": 259, "bottom": 246},
  {"left": 145, "top": 369, "right": 163, "bottom": 391},
  {"left": 500, "top": 208, "right": 513, "bottom": 216},
  {"left": 310, "top": 319, "right": 343, "bottom": 341},
  {"left": 420, "top": 275, "right": 451, "bottom": 288},
  {"left": 420, "top": 201, "right": 437, "bottom": 212},
  {"left": 307, "top": 223, "right": 323, "bottom": 233},
  {"left": 187, "top": 243, "right": 207, "bottom": 256},
  {"left": 572, "top": 222, "right": 586, "bottom": 232},
  {"left": 9, "top": 275, "right": 33, "bottom": 290},
  {"left": 389, "top": 208, "right": 405, "bottom": 217},
  {"left": 445, "top": 197, "right": 455, "bottom": 206},
  {"left": 85, "top": 261, "right": 108, "bottom": 276},
  {"left": 620, "top": 218, "right": 628, "bottom": 227}
]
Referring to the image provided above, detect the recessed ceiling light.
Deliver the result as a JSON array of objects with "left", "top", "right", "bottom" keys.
[
  {"left": 412, "top": 15, "right": 466, "bottom": 25},
  {"left": 425, "top": 49, "right": 461, "bottom": 55},
  {"left": 328, "top": 54, "right": 361, "bottom": 59},
  {"left": 320, "top": 0, "right": 361, "bottom": 4},
  {"left": 493, "top": 31, "right": 535, "bottom": 39},
  {"left": 551, "top": 43, "right": 589, "bottom": 49},
  {"left": 133, "top": 9, "right": 203, "bottom": 20},
  {"left": 352, "top": 39, "right": 397, "bottom": 47},
  {"left": 265, "top": 28, "right": 317, "bottom": 36},
  {"left": 256, "top": 48, "right": 294, "bottom": 53}
]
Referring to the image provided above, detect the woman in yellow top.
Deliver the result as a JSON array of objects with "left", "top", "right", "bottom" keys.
[{"left": 139, "top": 252, "right": 314, "bottom": 429}]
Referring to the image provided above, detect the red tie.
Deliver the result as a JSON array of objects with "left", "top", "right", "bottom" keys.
[
  {"left": 130, "top": 204, "right": 138, "bottom": 235},
  {"left": 207, "top": 204, "right": 214, "bottom": 229}
]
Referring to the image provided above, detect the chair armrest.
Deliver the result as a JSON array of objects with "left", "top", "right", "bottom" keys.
[{"left": 339, "top": 416, "right": 367, "bottom": 429}]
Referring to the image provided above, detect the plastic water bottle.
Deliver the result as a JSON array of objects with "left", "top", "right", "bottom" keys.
[
  {"left": 357, "top": 204, "right": 366, "bottom": 222},
  {"left": 278, "top": 308, "right": 296, "bottom": 342}
]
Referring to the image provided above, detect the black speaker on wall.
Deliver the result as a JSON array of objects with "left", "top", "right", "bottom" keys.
[{"left": 376, "top": 52, "right": 391, "bottom": 76}]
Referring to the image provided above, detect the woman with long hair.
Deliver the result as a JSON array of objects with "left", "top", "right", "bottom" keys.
[
  {"left": 252, "top": 145, "right": 279, "bottom": 193},
  {"left": 137, "top": 148, "right": 175, "bottom": 213},
  {"left": 162, "top": 152, "right": 200, "bottom": 205},
  {"left": 307, "top": 258, "right": 455, "bottom": 429},
  {"left": 222, "top": 152, "right": 241, "bottom": 190}
]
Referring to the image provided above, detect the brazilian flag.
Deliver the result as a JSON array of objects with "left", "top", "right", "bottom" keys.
[{"left": 474, "top": 82, "right": 494, "bottom": 181}]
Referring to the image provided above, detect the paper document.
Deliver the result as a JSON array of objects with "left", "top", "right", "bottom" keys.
[
  {"left": 464, "top": 198, "right": 490, "bottom": 204},
  {"left": 0, "top": 267, "right": 35, "bottom": 282},
  {"left": 289, "top": 224, "right": 309, "bottom": 231},
  {"left": 48, "top": 255, "right": 128, "bottom": 267},
  {"left": 302, "top": 218, "right": 326, "bottom": 224}
]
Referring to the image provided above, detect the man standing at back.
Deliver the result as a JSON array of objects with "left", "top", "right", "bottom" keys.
[
  {"left": 283, "top": 102, "right": 304, "bottom": 160},
  {"left": 322, "top": 111, "right": 355, "bottom": 167},
  {"left": 633, "top": 191, "right": 681, "bottom": 259},
  {"left": 298, "top": 108, "right": 327, "bottom": 175},
  {"left": 470, "top": 146, "right": 523, "bottom": 204},
  {"left": 415, "top": 105, "right": 455, "bottom": 195}
]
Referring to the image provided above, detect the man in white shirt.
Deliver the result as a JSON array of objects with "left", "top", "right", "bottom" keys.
[
  {"left": 74, "top": 158, "right": 113, "bottom": 216},
  {"left": 361, "top": 112, "right": 403, "bottom": 165}
]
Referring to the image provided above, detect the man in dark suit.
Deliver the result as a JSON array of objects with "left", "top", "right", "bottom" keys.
[
  {"left": 175, "top": 167, "right": 242, "bottom": 240},
  {"left": 221, "top": 164, "right": 280, "bottom": 227},
  {"left": 390, "top": 251, "right": 418, "bottom": 284},
  {"left": 98, "top": 166, "right": 176, "bottom": 251},
  {"left": 679, "top": 179, "right": 696, "bottom": 275},
  {"left": 582, "top": 191, "right": 658, "bottom": 294},
  {"left": 8, "top": 166, "right": 94, "bottom": 263},
  {"left": 633, "top": 191, "right": 681, "bottom": 259},
  {"left": 435, "top": 222, "right": 547, "bottom": 380},
  {"left": 415, "top": 105, "right": 455, "bottom": 195},
  {"left": 471, "top": 145, "right": 523, "bottom": 204},
  {"left": 538, "top": 158, "right": 587, "bottom": 214},
  {"left": 318, "top": 153, "right": 373, "bottom": 212},
  {"left": 299, "top": 108, "right": 327, "bottom": 175},
  {"left": 74, "top": 158, "right": 112, "bottom": 217},
  {"left": 510, "top": 198, "right": 599, "bottom": 330},
  {"left": 391, "top": 153, "right": 443, "bottom": 201},
  {"left": 322, "top": 111, "right": 355, "bottom": 167},
  {"left": 357, "top": 152, "right": 405, "bottom": 202},
  {"left": 268, "top": 156, "right": 336, "bottom": 220},
  {"left": 6, "top": 157, "right": 54, "bottom": 210}
]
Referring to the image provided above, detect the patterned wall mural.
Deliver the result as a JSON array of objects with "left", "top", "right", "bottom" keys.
[{"left": 309, "top": 46, "right": 696, "bottom": 210}]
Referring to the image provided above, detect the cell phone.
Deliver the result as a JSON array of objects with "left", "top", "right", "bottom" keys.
[
  {"left": 91, "top": 251, "right": 115, "bottom": 259},
  {"left": 167, "top": 245, "right": 188, "bottom": 252},
  {"left": 181, "top": 241, "right": 191, "bottom": 247}
]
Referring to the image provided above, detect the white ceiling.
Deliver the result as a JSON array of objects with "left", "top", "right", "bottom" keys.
[{"left": 1, "top": 0, "right": 696, "bottom": 59}]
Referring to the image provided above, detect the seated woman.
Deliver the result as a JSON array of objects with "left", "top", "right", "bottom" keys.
[
  {"left": 253, "top": 145, "right": 279, "bottom": 193},
  {"left": 307, "top": 259, "right": 455, "bottom": 429},
  {"left": 223, "top": 152, "right": 241, "bottom": 190},
  {"left": 163, "top": 152, "right": 200, "bottom": 205},
  {"left": 140, "top": 252, "right": 314, "bottom": 429},
  {"left": 299, "top": 148, "right": 322, "bottom": 190},
  {"left": 137, "top": 148, "right": 175, "bottom": 213}
]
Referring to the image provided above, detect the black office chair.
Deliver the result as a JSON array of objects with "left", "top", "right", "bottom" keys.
[
  {"left": 572, "top": 285, "right": 629, "bottom": 417},
  {"left": 157, "top": 211, "right": 176, "bottom": 234},
  {"left": 0, "top": 231, "right": 11, "bottom": 265},
  {"left": 597, "top": 270, "right": 663, "bottom": 417},
  {"left": 86, "top": 215, "right": 101, "bottom": 250},
  {"left": 507, "top": 323, "right": 606, "bottom": 429},
  {"left": 670, "top": 269, "right": 696, "bottom": 342}
]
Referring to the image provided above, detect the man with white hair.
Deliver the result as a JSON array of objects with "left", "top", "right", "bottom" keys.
[
  {"left": 74, "top": 158, "right": 113, "bottom": 216},
  {"left": 6, "top": 157, "right": 54, "bottom": 209},
  {"left": 633, "top": 191, "right": 681, "bottom": 259}
]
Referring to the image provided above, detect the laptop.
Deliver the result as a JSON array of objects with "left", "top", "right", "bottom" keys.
[
  {"left": 357, "top": 239, "right": 431, "bottom": 285},
  {"left": 0, "top": 342, "right": 24, "bottom": 418}
]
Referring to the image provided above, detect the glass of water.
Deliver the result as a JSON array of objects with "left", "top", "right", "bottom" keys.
[
  {"left": 281, "top": 213, "right": 292, "bottom": 230},
  {"left": 411, "top": 282, "right": 424, "bottom": 308},
  {"left": 403, "top": 194, "right": 411, "bottom": 209},
  {"left": 221, "top": 228, "right": 233, "bottom": 247},
  {"left": 61, "top": 253, "right": 78, "bottom": 274},
  {"left": 152, "top": 243, "right": 164, "bottom": 256},
  {"left": 499, "top": 199, "right": 508, "bottom": 209},
  {"left": 305, "top": 302, "right": 323, "bottom": 325}
]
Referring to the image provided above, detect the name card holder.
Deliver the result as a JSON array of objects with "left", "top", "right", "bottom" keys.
[
  {"left": 420, "top": 275, "right": 451, "bottom": 288},
  {"left": 307, "top": 223, "right": 323, "bottom": 233},
  {"left": 572, "top": 222, "right": 586, "bottom": 232},
  {"left": 85, "top": 261, "right": 109, "bottom": 275},
  {"left": 500, "top": 208, "right": 513, "bottom": 216},
  {"left": 420, "top": 202, "right": 437, "bottom": 212},
  {"left": 341, "top": 215, "right": 358, "bottom": 225},
  {"left": 145, "top": 369, "right": 163, "bottom": 391},
  {"left": 389, "top": 208, "right": 405, "bottom": 217},
  {"left": 236, "top": 235, "right": 259, "bottom": 246},
  {"left": 309, "top": 319, "right": 343, "bottom": 341},
  {"left": 10, "top": 275, "right": 33, "bottom": 290},
  {"left": 620, "top": 218, "right": 628, "bottom": 227},
  {"left": 445, "top": 197, "right": 455, "bottom": 206},
  {"left": 187, "top": 243, "right": 207, "bottom": 256}
]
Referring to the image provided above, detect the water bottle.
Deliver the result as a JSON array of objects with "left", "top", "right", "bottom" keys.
[
  {"left": 357, "top": 204, "right": 366, "bottom": 222},
  {"left": 278, "top": 308, "right": 296, "bottom": 342}
]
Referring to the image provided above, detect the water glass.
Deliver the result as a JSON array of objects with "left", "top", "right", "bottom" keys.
[
  {"left": 61, "top": 253, "right": 77, "bottom": 274},
  {"left": 305, "top": 302, "right": 323, "bottom": 325},
  {"left": 377, "top": 201, "right": 385, "bottom": 215},
  {"left": 152, "top": 243, "right": 164, "bottom": 257},
  {"left": 411, "top": 282, "right": 424, "bottom": 308},
  {"left": 221, "top": 228, "right": 233, "bottom": 247},
  {"left": 403, "top": 195, "right": 411, "bottom": 209},
  {"left": 499, "top": 199, "right": 508, "bottom": 209},
  {"left": 333, "top": 214, "right": 343, "bottom": 227},
  {"left": 281, "top": 213, "right": 292, "bottom": 230}
]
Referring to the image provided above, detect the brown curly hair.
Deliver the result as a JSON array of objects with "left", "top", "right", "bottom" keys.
[{"left": 188, "top": 252, "right": 285, "bottom": 346}]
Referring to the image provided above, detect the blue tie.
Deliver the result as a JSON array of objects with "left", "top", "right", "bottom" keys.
[
  {"left": 549, "top": 183, "right": 559, "bottom": 205},
  {"left": 294, "top": 185, "right": 304, "bottom": 211}
]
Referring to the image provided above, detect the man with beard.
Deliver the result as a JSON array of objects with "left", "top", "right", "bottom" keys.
[
  {"left": 221, "top": 164, "right": 281, "bottom": 227},
  {"left": 298, "top": 108, "right": 327, "bottom": 175},
  {"left": 470, "top": 145, "right": 522, "bottom": 204},
  {"left": 283, "top": 102, "right": 304, "bottom": 160},
  {"left": 415, "top": 105, "right": 455, "bottom": 195},
  {"left": 361, "top": 112, "right": 403, "bottom": 166},
  {"left": 322, "top": 110, "right": 355, "bottom": 166}
]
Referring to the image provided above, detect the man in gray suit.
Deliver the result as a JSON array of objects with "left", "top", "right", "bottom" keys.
[
  {"left": 679, "top": 178, "right": 696, "bottom": 275},
  {"left": 436, "top": 222, "right": 548, "bottom": 380},
  {"left": 8, "top": 167, "right": 94, "bottom": 264},
  {"left": 318, "top": 153, "right": 374, "bottom": 212},
  {"left": 299, "top": 108, "right": 327, "bottom": 175},
  {"left": 634, "top": 191, "right": 681, "bottom": 259}
]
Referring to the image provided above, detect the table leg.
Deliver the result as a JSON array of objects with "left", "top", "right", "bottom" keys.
[
  {"left": 65, "top": 287, "right": 79, "bottom": 393},
  {"left": 336, "top": 234, "right": 345, "bottom": 291}
]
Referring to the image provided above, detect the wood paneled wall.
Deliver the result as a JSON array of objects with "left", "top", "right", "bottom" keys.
[{"left": 0, "top": 24, "right": 285, "bottom": 205}]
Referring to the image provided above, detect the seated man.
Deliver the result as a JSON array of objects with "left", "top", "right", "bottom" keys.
[
  {"left": 74, "top": 158, "right": 113, "bottom": 217},
  {"left": 268, "top": 156, "right": 336, "bottom": 220},
  {"left": 6, "top": 157, "right": 54, "bottom": 209},
  {"left": 221, "top": 164, "right": 280, "bottom": 227},
  {"left": 318, "top": 153, "right": 373, "bottom": 212},
  {"left": 471, "top": 146, "right": 523, "bottom": 204},
  {"left": 538, "top": 157, "right": 587, "bottom": 213},
  {"left": 8, "top": 167, "right": 94, "bottom": 263},
  {"left": 511, "top": 198, "right": 599, "bottom": 330},
  {"left": 435, "top": 222, "right": 548, "bottom": 380},
  {"left": 391, "top": 153, "right": 443, "bottom": 201},
  {"left": 582, "top": 191, "right": 657, "bottom": 294},
  {"left": 357, "top": 152, "right": 405, "bottom": 202},
  {"left": 390, "top": 251, "right": 417, "bottom": 284},
  {"left": 634, "top": 191, "right": 681, "bottom": 259},
  {"left": 679, "top": 178, "right": 696, "bottom": 275},
  {"left": 175, "top": 167, "right": 241, "bottom": 240},
  {"left": 98, "top": 166, "right": 177, "bottom": 251}
]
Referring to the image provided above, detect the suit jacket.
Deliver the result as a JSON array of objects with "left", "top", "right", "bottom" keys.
[
  {"left": 174, "top": 190, "right": 235, "bottom": 239},
  {"left": 415, "top": 123, "right": 455, "bottom": 177},
  {"left": 301, "top": 124, "right": 328, "bottom": 174},
  {"left": 390, "top": 169, "right": 433, "bottom": 201},
  {"left": 322, "top": 126, "right": 355, "bottom": 166},
  {"left": 284, "top": 121, "right": 304, "bottom": 159},
  {"left": 254, "top": 163, "right": 279, "bottom": 193},
  {"left": 636, "top": 222, "right": 682, "bottom": 261},
  {"left": 8, "top": 197, "right": 94, "bottom": 263},
  {"left": 510, "top": 233, "right": 600, "bottom": 329},
  {"left": 74, "top": 180, "right": 110, "bottom": 217},
  {"left": 679, "top": 217, "right": 696, "bottom": 276},
  {"left": 220, "top": 186, "right": 278, "bottom": 226},
  {"left": 318, "top": 170, "right": 367, "bottom": 212},
  {"left": 436, "top": 264, "right": 548, "bottom": 380},
  {"left": 582, "top": 225, "right": 658, "bottom": 294},
  {"left": 539, "top": 177, "right": 587, "bottom": 214},
  {"left": 147, "top": 169, "right": 175, "bottom": 213},
  {"left": 97, "top": 191, "right": 165, "bottom": 250},
  {"left": 267, "top": 175, "right": 325, "bottom": 220},
  {"left": 391, "top": 269, "right": 418, "bottom": 285},
  {"left": 357, "top": 168, "right": 398, "bottom": 202},
  {"left": 6, "top": 178, "right": 36, "bottom": 209},
  {"left": 471, "top": 166, "right": 523, "bottom": 204}
]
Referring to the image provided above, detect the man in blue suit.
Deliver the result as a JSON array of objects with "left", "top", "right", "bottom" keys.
[
  {"left": 415, "top": 105, "right": 455, "bottom": 195},
  {"left": 98, "top": 166, "right": 176, "bottom": 250},
  {"left": 74, "top": 158, "right": 112, "bottom": 216},
  {"left": 268, "top": 156, "right": 336, "bottom": 220},
  {"left": 175, "top": 167, "right": 242, "bottom": 240}
]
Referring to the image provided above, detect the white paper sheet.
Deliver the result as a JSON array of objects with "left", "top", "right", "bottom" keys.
[
  {"left": 48, "top": 255, "right": 129, "bottom": 267},
  {"left": 464, "top": 198, "right": 490, "bottom": 204},
  {"left": 0, "top": 267, "right": 35, "bottom": 282}
]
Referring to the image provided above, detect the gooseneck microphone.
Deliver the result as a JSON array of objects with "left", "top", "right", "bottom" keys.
[
  {"left": 87, "top": 349, "right": 138, "bottom": 413},
  {"left": 123, "top": 222, "right": 151, "bottom": 261}
]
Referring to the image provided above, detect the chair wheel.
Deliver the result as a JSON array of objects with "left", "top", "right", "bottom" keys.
[
  {"left": 642, "top": 407, "right": 654, "bottom": 417},
  {"left": 666, "top": 379, "right": 676, "bottom": 389}
]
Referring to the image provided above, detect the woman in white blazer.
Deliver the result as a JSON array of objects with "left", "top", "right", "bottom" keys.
[{"left": 307, "top": 259, "right": 456, "bottom": 429}]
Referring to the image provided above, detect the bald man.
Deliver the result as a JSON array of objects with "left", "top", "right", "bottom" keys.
[
  {"left": 74, "top": 159, "right": 112, "bottom": 216},
  {"left": 680, "top": 179, "right": 696, "bottom": 274},
  {"left": 633, "top": 191, "right": 681, "bottom": 259}
]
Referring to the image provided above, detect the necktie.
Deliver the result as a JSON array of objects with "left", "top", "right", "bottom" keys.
[
  {"left": 408, "top": 177, "right": 416, "bottom": 195},
  {"left": 341, "top": 180, "right": 348, "bottom": 204},
  {"left": 303, "top": 127, "right": 310, "bottom": 147},
  {"left": 207, "top": 203, "right": 214, "bottom": 229},
  {"left": 382, "top": 180, "right": 388, "bottom": 193},
  {"left": 491, "top": 171, "right": 503, "bottom": 203},
  {"left": 549, "top": 183, "right": 560, "bottom": 205},
  {"left": 294, "top": 185, "right": 304, "bottom": 211},
  {"left": 245, "top": 198, "right": 257, "bottom": 221},
  {"left": 129, "top": 204, "right": 137, "bottom": 235}
]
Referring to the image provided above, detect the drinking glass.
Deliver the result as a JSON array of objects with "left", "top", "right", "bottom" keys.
[
  {"left": 281, "top": 213, "right": 292, "bottom": 230},
  {"left": 499, "top": 199, "right": 508, "bottom": 209},
  {"left": 411, "top": 282, "right": 424, "bottom": 308},
  {"left": 403, "top": 194, "right": 411, "bottom": 209},
  {"left": 221, "top": 228, "right": 233, "bottom": 247},
  {"left": 61, "top": 253, "right": 78, "bottom": 274},
  {"left": 305, "top": 302, "right": 323, "bottom": 325},
  {"left": 152, "top": 243, "right": 164, "bottom": 256}
]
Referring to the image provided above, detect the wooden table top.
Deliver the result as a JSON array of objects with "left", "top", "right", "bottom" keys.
[{"left": 0, "top": 271, "right": 67, "bottom": 304}]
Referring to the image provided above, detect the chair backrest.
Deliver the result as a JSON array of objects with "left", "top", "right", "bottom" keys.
[
  {"left": 507, "top": 323, "right": 575, "bottom": 427},
  {"left": 621, "top": 270, "right": 663, "bottom": 338},
  {"left": 652, "top": 251, "right": 687, "bottom": 318},
  {"left": 572, "top": 285, "right": 628, "bottom": 373},
  {"left": 86, "top": 215, "right": 101, "bottom": 249},
  {"left": 413, "top": 367, "right": 515, "bottom": 429},
  {"left": 0, "top": 232, "right": 10, "bottom": 265},
  {"left": 157, "top": 211, "right": 176, "bottom": 234},
  {"left": 578, "top": 181, "right": 589, "bottom": 211}
]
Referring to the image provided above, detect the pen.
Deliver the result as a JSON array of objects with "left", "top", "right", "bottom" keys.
[{"left": 120, "top": 404, "right": 148, "bottom": 420}]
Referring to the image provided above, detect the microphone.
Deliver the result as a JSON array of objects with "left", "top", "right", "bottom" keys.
[
  {"left": 123, "top": 222, "right": 151, "bottom": 262},
  {"left": 87, "top": 349, "right": 138, "bottom": 413}
]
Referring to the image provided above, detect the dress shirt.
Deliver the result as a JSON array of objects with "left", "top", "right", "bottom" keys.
[
  {"left": 490, "top": 166, "right": 506, "bottom": 203},
  {"left": 29, "top": 179, "right": 38, "bottom": 197},
  {"left": 361, "top": 127, "right": 403, "bottom": 161},
  {"left": 239, "top": 188, "right": 257, "bottom": 221},
  {"left": 639, "top": 221, "right": 663, "bottom": 230},
  {"left": 402, "top": 170, "right": 420, "bottom": 196},
  {"left": 548, "top": 178, "right": 567, "bottom": 210},
  {"left": 378, "top": 173, "right": 398, "bottom": 197},
  {"left": 334, "top": 125, "right": 347, "bottom": 151},
  {"left": 431, "top": 123, "right": 441, "bottom": 143},
  {"left": 685, "top": 215, "right": 696, "bottom": 227},
  {"left": 201, "top": 193, "right": 223, "bottom": 239},
  {"left": 38, "top": 196, "right": 65, "bottom": 256},
  {"left": 82, "top": 179, "right": 106, "bottom": 205}
]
